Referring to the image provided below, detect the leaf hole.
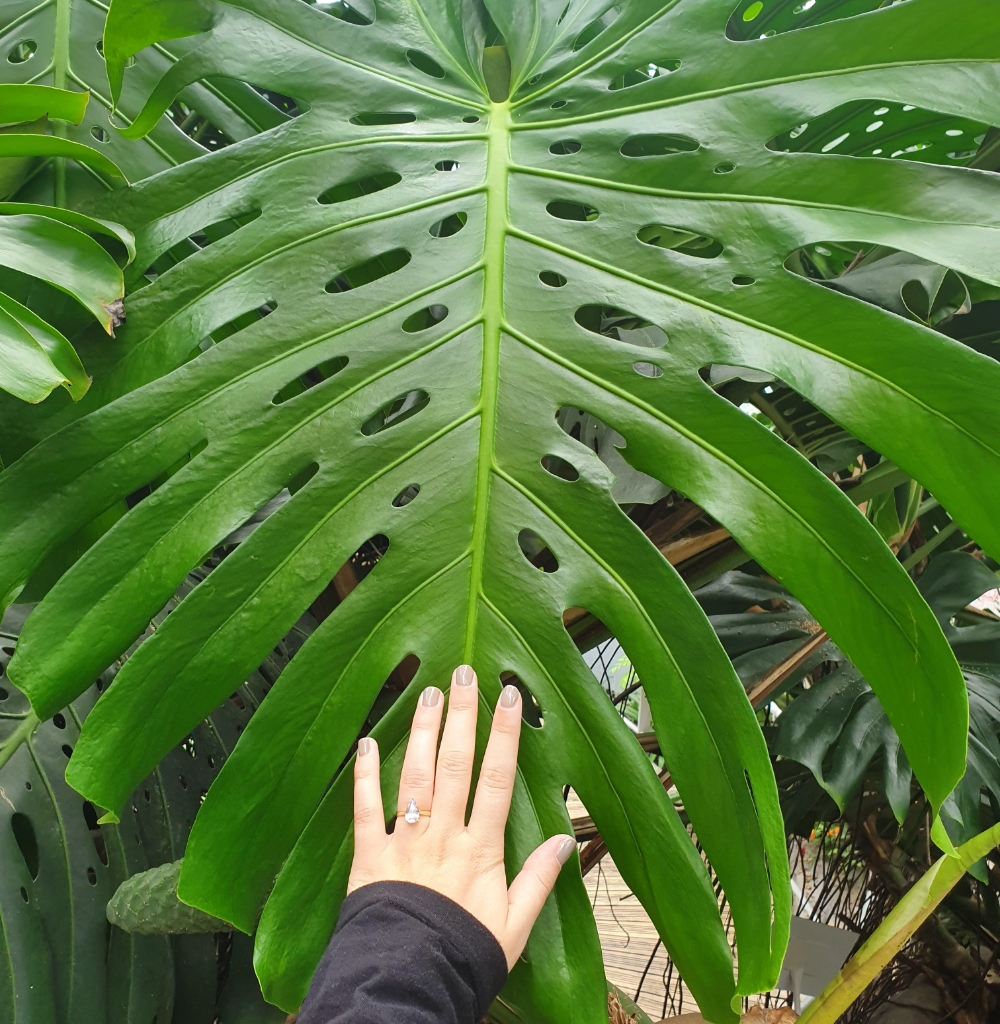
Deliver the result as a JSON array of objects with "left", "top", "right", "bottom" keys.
[
  {"left": 574, "top": 305, "right": 667, "bottom": 347},
  {"left": 20, "top": 887, "right": 27, "bottom": 902},
  {"left": 350, "top": 111, "right": 416, "bottom": 125},
  {"left": 181, "top": 735, "right": 197, "bottom": 758},
  {"left": 361, "top": 389, "right": 429, "bottom": 436},
  {"left": 732, "top": 276, "right": 755, "bottom": 286},
  {"left": 326, "top": 248, "right": 411, "bottom": 293},
  {"left": 318, "top": 170, "right": 401, "bottom": 205},
  {"left": 541, "top": 455, "right": 580, "bottom": 481},
  {"left": 405, "top": 49, "right": 445, "bottom": 78},
  {"left": 637, "top": 223, "right": 723, "bottom": 258},
  {"left": 310, "top": 0, "right": 373, "bottom": 25},
  {"left": 620, "top": 133, "right": 698, "bottom": 157},
  {"left": 608, "top": 60, "right": 680, "bottom": 90},
  {"left": 429, "top": 211, "right": 467, "bottom": 237},
  {"left": 91, "top": 126, "right": 110, "bottom": 143},
  {"left": 402, "top": 304, "right": 448, "bottom": 332},
  {"left": 550, "top": 99, "right": 567, "bottom": 109},
  {"left": 518, "top": 529, "right": 559, "bottom": 573},
  {"left": 143, "top": 208, "right": 262, "bottom": 281},
  {"left": 272, "top": 355, "right": 348, "bottom": 404},
  {"left": 87, "top": 866, "right": 98, "bottom": 885},
  {"left": 7, "top": 40, "right": 36, "bottom": 63},
  {"left": 546, "top": 200, "right": 598, "bottom": 222},
  {"left": 11, "top": 814, "right": 39, "bottom": 879},
  {"left": 633, "top": 361, "right": 662, "bottom": 378},
  {"left": 549, "top": 139, "right": 581, "bottom": 155},
  {"left": 392, "top": 484, "right": 420, "bottom": 507},
  {"left": 61, "top": 744, "right": 73, "bottom": 757},
  {"left": 82, "top": 802, "right": 109, "bottom": 865},
  {"left": 462, "top": 114, "right": 480, "bottom": 123},
  {"left": 0, "top": 689, "right": 7, "bottom": 700},
  {"left": 435, "top": 159, "right": 460, "bottom": 171},
  {"left": 500, "top": 671, "right": 544, "bottom": 728},
  {"left": 714, "top": 162, "right": 736, "bottom": 174},
  {"left": 572, "top": 6, "right": 620, "bottom": 50},
  {"left": 52, "top": 713, "right": 66, "bottom": 729},
  {"left": 539, "top": 271, "right": 566, "bottom": 288}
]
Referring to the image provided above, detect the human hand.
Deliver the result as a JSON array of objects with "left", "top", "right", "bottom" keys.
[{"left": 347, "top": 664, "right": 577, "bottom": 969}]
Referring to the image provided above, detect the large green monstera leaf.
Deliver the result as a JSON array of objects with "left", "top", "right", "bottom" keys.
[{"left": 1, "top": 0, "right": 999, "bottom": 1020}]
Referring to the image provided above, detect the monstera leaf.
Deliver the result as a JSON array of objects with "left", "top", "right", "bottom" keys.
[
  {"left": 771, "top": 553, "right": 1000, "bottom": 848},
  {"left": 2, "top": 1, "right": 1000, "bottom": 1020},
  {"left": 0, "top": 84, "right": 134, "bottom": 403}
]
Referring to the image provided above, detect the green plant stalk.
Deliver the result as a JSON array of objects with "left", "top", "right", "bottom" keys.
[
  {"left": 798, "top": 821, "right": 1000, "bottom": 1024},
  {"left": 902, "top": 520, "right": 962, "bottom": 570},
  {"left": 0, "top": 711, "right": 38, "bottom": 770}
]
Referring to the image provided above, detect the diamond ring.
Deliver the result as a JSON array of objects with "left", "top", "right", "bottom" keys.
[{"left": 397, "top": 797, "right": 431, "bottom": 824}]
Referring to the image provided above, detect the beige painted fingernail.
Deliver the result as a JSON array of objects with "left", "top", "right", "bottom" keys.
[
  {"left": 358, "top": 737, "right": 372, "bottom": 757},
  {"left": 555, "top": 836, "right": 576, "bottom": 865},
  {"left": 421, "top": 685, "right": 442, "bottom": 707},
  {"left": 454, "top": 664, "right": 476, "bottom": 687},
  {"left": 499, "top": 684, "right": 520, "bottom": 709}
]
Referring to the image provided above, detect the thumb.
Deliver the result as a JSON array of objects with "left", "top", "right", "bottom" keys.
[{"left": 503, "top": 834, "right": 577, "bottom": 966}]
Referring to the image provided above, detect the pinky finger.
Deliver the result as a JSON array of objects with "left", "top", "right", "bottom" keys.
[
  {"left": 502, "top": 834, "right": 576, "bottom": 968},
  {"left": 353, "top": 737, "right": 387, "bottom": 857}
]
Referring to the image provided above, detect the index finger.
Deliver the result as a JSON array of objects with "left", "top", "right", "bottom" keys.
[{"left": 467, "top": 683, "right": 522, "bottom": 846}]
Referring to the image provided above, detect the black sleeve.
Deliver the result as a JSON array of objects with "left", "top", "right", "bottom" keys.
[{"left": 296, "top": 881, "right": 509, "bottom": 1024}]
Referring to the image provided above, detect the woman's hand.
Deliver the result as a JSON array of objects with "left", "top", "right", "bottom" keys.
[{"left": 347, "top": 664, "right": 576, "bottom": 970}]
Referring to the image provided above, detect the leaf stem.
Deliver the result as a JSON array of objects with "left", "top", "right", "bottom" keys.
[
  {"left": 0, "top": 712, "right": 39, "bottom": 771},
  {"left": 464, "top": 101, "right": 510, "bottom": 662}
]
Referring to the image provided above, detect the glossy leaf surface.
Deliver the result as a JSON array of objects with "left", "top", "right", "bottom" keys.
[{"left": 3, "top": 0, "right": 1000, "bottom": 1019}]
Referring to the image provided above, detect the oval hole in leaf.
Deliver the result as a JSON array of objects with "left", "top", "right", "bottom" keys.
[
  {"left": 575, "top": 305, "right": 668, "bottom": 347},
  {"left": 463, "top": 115, "right": 480, "bottom": 123},
  {"left": 315, "top": 0, "right": 373, "bottom": 26},
  {"left": 406, "top": 49, "right": 445, "bottom": 79},
  {"left": 546, "top": 201, "right": 598, "bottom": 222},
  {"left": 549, "top": 139, "right": 581, "bottom": 155},
  {"left": 733, "top": 275, "right": 756, "bottom": 286},
  {"left": 318, "top": 171, "right": 401, "bottom": 205},
  {"left": 52, "top": 713, "right": 66, "bottom": 729},
  {"left": 620, "top": 133, "right": 698, "bottom": 157},
  {"left": 82, "top": 802, "right": 109, "bottom": 866},
  {"left": 500, "top": 671, "right": 544, "bottom": 728},
  {"left": 638, "top": 224, "right": 723, "bottom": 258},
  {"left": 634, "top": 361, "right": 662, "bottom": 378},
  {"left": 573, "top": 6, "right": 620, "bottom": 50},
  {"left": 392, "top": 484, "right": 420, "bottom": 507},
  {"left": 326, "top": 248, "right": 411, "bottom": 293},
  {"left": 11, "top": 814, "right": 39, "bottom": 879},
  {"left": 429, "top": 211, "right": 467, "bottom": 237},
  {"left": 349, "top": 112, "right": 415, "bottom": 125},
  {"left": 714, "top": 161, "right": 736, "bottom": 173},
  {"left": 550, "top": 99, "right": 567, "bottom": 109},
  {"left": 91, "top": 126, "right": 110, "bottom": 143},
  {"left": 272, "top": 355, "right": 348, "bottom": 405},
  {"left": 435, "top": 160, "right": 459, "bottom": 171},
  {"left": 402, "top": 304, "right": 448, "bottom": 332},
  {"left": 609, "top": 60, "right": 681, "bottom": 90},
  {"left": 539, "top": 271, "right": 566, "bottom": 288},
  {"left": 518, "top": 529, "right": 558, "bottom": 572},
  {"left": 541, "top": 454, "right": 580, "bottom": 481},
  {"left": 87, "top": 867, "right": 97, "bottom": 885},
  {"left": 7, "top": 40, "right": 36, "bottom": 63},
  {"left": 361, "top": 389, "right": 430, "bottom": 436}
]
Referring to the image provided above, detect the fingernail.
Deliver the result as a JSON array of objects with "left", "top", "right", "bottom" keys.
[
  {"left": 421, "top": 685, "right": 442, "bottom": 707},
  {"left": 358, "top": 737, "right": 372, "bottom": 757},
  {"left": 499, "top": 684, "right": 520, "bottom": 709},
  {"left": 454, "top": 664, "right": 476, "bottom": 687},
  {"left": 555, "top": 836, "right": 576, "bottom": 865}
]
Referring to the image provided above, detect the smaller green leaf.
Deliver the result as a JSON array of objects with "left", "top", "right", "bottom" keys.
[
  {"left": 102, "top": 0, "right": 215, "bottom": 110},
  {"left": 0, "top": 135, "right": 125, "bottom": 180},
  {"left": 0, "top": 84, "right": 88, "bottom": 126},
  {"left": 0, "top": 292, "right": 90, "bottom": 402},
  {"left": 0, "top": 203, "right": 136, "bottom": 262},
  {"left": 0, "top": 213, "right": 125, "bottom": 333},
  {"left": 108, "top": 859, "right": 234, "bottom": 934}
]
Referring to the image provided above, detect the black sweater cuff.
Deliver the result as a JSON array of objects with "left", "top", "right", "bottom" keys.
[{"left": 297, "top": 881, "right": 508, "bottom": 1024}]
